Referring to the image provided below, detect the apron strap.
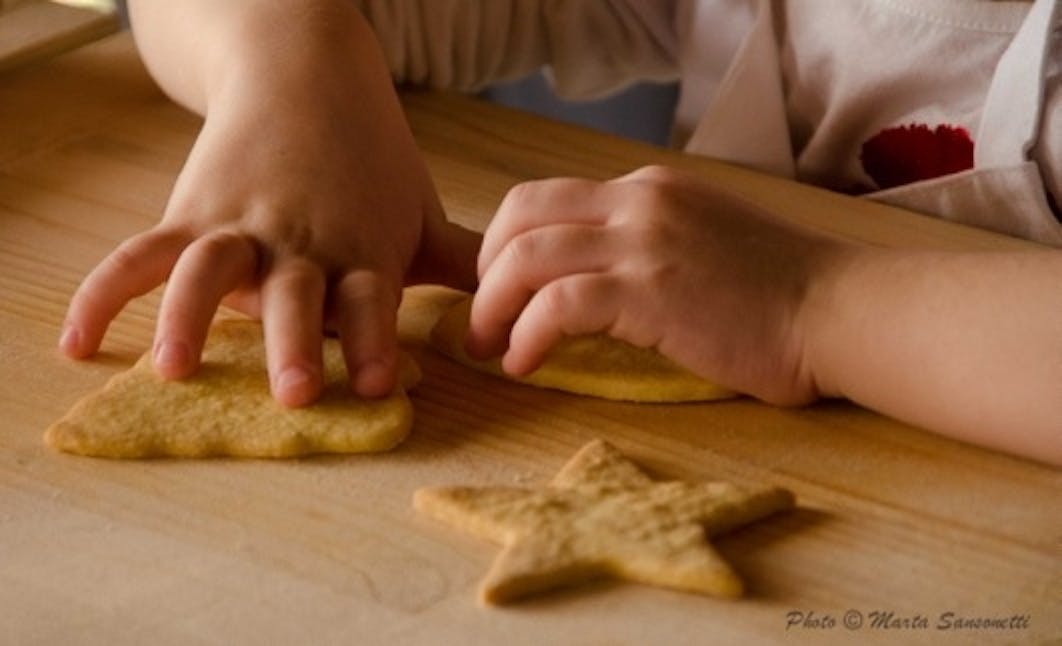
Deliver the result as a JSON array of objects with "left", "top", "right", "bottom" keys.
[{"left": 975, "top": 0, "right": 1059, "bottom": 168}]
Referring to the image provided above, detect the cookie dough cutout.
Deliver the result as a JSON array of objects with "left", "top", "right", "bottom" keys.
[
  {"left": 45, "top": 319, "right": 421, "bottom": 458},
  {"left": 430, "top": 296, "right": 735, "bottom": 402},
  {"left": 415, "top": 439, "right": 795, "bottom": 604}
]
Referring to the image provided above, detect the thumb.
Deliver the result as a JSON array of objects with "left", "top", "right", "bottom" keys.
[{"left": 409, "top": 217, "right": 483, "bottom": 292}]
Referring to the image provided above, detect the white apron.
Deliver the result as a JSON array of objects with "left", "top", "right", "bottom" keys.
[{"left": 677, "top": 0, "right": 1062, "bottom": 246}]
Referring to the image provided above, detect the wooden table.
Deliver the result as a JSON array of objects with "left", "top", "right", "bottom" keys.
[
  {"left": 1, "top": 33, "right": 1058, "bottom": 645},
  {"left": 0, "top": 0, "right": 118, "bottom": 74}
]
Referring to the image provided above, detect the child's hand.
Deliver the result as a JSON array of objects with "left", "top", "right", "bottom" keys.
[
  {"left": 467, "top": 165, "right": 849, "bottom": 406},
  {"left": 60, "top": 68, "right": 478, "bottom": 407}
]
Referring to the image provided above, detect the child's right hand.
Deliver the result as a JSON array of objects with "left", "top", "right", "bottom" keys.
[{"left": 59, "top": 2, "right": 479, "bottom": 407}]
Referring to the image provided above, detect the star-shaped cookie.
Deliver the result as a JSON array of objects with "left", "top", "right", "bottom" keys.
[{"left": 414, "top": 440, "right": 795, "bottom": 604}]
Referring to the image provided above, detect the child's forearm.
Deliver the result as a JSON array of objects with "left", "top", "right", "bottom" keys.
[
  {"left": 127, "top": 0, "right": 383, "bottom": 116},
  {"left": 804, "top": 246, "right": 1062, "bottom": 465}
]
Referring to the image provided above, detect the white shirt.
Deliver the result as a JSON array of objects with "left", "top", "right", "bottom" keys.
[{"left": 353, "top": 0, "right": 1062, "bottom": 244}]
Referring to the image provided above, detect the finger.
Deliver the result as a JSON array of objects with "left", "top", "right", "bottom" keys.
[
  {"left": 409, "top": 219, "right": 483, "bottom": 291},
  {"left": 502, "top": 273, "right": 623, "bottom": 376},
  {"left": 260, "top": 258, "right": 327, "bottom": 407},
  {"left": 467, "top": 223, "right": 614, "bottom": 359},
  {"left": 408, "top": 196, "right": 483, "bottom": 291},
  {"left": 332, "top": 269, "right": 400, "bottom": 398},
  {"left": 612, "top": 164, "right": 695, "bottom": 188},
  {"left": 152, "top": 232, "right": 258, "bottom": 379},
  {"left": 61, "top": 228, "right": 191, "bottom": 358},
  {"left": 478, "top": 177, "right": 612, "bottom": 279},
  {"left": 220, "top": 288, "right": 262, "bottom": 319}
]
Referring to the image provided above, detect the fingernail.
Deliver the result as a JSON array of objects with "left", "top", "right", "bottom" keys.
[
  {"left": 153, "top": 341, "right": 189, "bottom": 374},
  {"left": 59, "top": 324, "right": 80, "bottom": 355},
  {"left": 502, "top": 351, "right": 535, "bottom": 378},
  {"left": 275, "top": 365, "right": 314, "bottom": 401}
]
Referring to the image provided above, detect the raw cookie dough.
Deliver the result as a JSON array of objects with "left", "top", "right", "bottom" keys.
[
  {"left": 430, "top": 296, "right": 735, "bottom": 402},
  {"left": 415, "top": 439, "right": 795, "bottom": 604},
  {"left": 45, "top": 319, "right": 420, "bottom": 458}
]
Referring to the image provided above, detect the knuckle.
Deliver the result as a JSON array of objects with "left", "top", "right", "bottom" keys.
[
  {"left": 245, "top": 200, "right": 316, "bottom": 256},
  {"left": 501, "top": 177, "right": 589, "bottom": 212},
  {"left": 613, "top": 184, "right": 683, "bottom": 231},
  {"left": 500, "top": 180, "right": 543, "bottom": 212},
  {"left": 643, "top": 259, "right": 679, "bottom": 292},
  {"left": 186, "top": 231, "right": 242, "bottom": 262},
  {"left": 638, "top": 181, "right": 681, "bottom": 211},
  {"left": 104, "top": 229, "right": 170, "bottom": 274},
  {"left": 104, "top": 238, "right": 148, "bottom": 275},
  {"left": 626, "top": 164, "right": 678, "bottom": 185},
  {"left": 618, "top": 205, "right": 672, "bottom": 258},
  {"left": 336, "top": 269, "right": 393, "bottom": 304},
  {"left": 504, "top": 230, "right": 540, "bottom": 267},
  {"left": 270, "top": 261, "right": 323, "bottom": 293},
  {"left": 542, "top": 276, "right": 591, "bottom": 317},
  {"left": 639, "top": 213, "right": 677, "bottom": 251},
  {"left": 539, "top": 284, "right": 570, "bottom": 320},
  {"left": 619, "top": 225, "right": 680, "bottom": 286}
]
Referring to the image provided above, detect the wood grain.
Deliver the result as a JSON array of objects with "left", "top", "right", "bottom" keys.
[
  {"left": 1, "top": 33, "right": 1059, "bottom": 645},
  {"left": 0, "top": 0, "right": 118, "bottom": 73}
]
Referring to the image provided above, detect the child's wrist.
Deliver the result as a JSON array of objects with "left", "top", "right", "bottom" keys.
[
  {"left": 203, "top": 3, "right": 381, "bottom": 113},
  {"left": 794, "top": 239, "right": 874, "bottom": 400}
]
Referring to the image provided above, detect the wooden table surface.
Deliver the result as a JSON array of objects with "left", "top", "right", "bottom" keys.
[
  {"left": 0, "top": 0, "right": 118, "bottom": 74},
  {"left": 1, "top": 33, "right": 1059, "bottom": 645}
]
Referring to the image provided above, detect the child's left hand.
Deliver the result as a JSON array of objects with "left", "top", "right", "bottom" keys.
[{"left": 467, "top": 165, "right": 852, "bottom": 406}]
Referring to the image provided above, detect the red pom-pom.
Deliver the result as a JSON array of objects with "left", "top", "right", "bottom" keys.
[{"left": 860, "top": 123, "right": 974, "bottom": 190}]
